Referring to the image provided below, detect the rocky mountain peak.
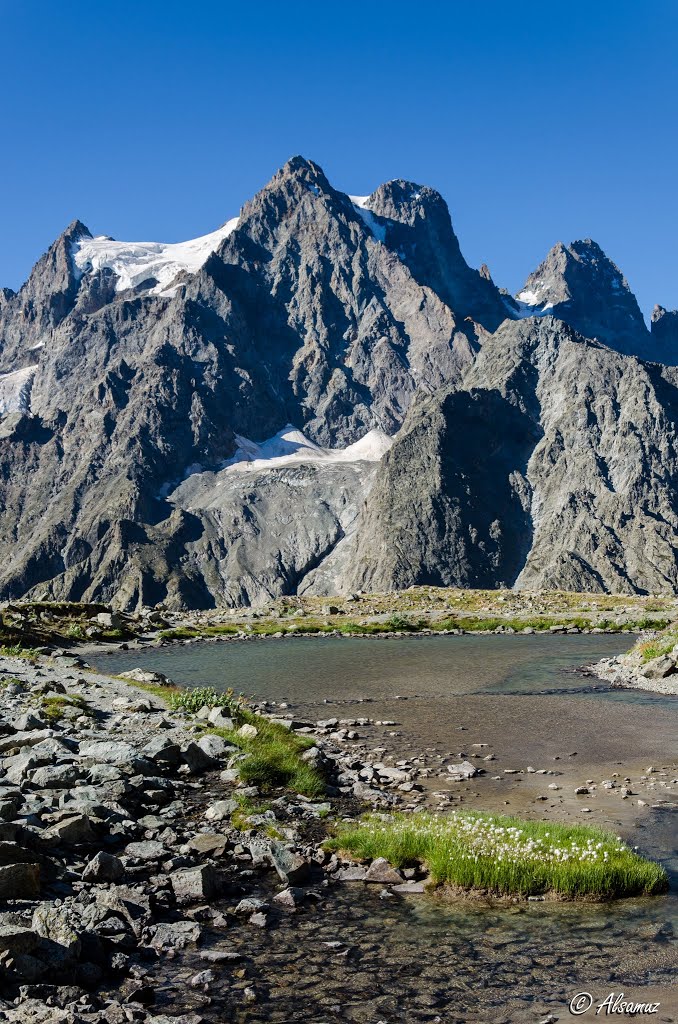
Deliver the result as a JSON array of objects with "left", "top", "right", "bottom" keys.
[
  {"left": 651, "top": 304, "right": 678, "bottom": 358},
  {"left": 516, "top": 238, "right": 650, "bottom": 358}
]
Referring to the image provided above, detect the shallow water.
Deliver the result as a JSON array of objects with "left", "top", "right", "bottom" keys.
[{"left": 98, "top": 634, "right": 678, "bottom": 1021}]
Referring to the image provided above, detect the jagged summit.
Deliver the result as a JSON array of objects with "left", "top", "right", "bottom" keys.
[
  {"left": 2, "top": 157, "right": 678, "bottom": 608},
  {"left": 514, "top": 238, "right": 650, "bottom": 357}
]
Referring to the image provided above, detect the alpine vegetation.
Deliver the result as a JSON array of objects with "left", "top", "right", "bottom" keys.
[{"left": 328, "top": 811, "right": 669, "bottom": 899}]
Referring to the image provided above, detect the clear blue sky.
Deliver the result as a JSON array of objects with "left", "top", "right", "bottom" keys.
[{"left": 1, "top": 0, "right": 676, "bottom": 318}]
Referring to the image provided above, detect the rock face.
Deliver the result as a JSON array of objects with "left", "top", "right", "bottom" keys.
[
  {"left": 1, "top": 155, "right": 678, "bottom": 605},
  {"left": 339, "top": 318, "right": 678, "bottom": 595},
  {"left": 512, "top": 239, "right": 653, "bottom": 358}
]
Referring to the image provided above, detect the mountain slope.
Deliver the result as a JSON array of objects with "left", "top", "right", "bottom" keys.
[
  {"left": 1, "top": 156, "right": 678, "bottom": 607},
  {"left": 337, "top": 317, "right": 678, "bottom": 596}
]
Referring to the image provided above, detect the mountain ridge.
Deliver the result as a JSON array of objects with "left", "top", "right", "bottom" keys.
[{"left": 1, "top": 156, "right": 678, "bottom": 608}]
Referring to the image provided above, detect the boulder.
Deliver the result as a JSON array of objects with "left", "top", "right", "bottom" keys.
[
  {"left": 32, "top": 904, "right": 82, "bottom": 957},
  {"left": 181, "top": 741, "right": 217, "bottom": 774},
  {"left": 237, "top": 724, "right": 258, "bottom": 740},
  {"left": 30, "top": 763, "right": 85, "bottom": 789},
  {"left": 0, "top": 920, "right": 40, "bottom": 955},
  {"left": 207, "top": 708, "right": 235, "bottom": 729},
  {"left": 141, "top": 735, "right": 182, "bottom": 767},
  {"left": 124, "top": 840, "right": 166, "bottom": 861},
  {"left": 365, "top": 857, "right": 403, "bottom": 884},
  {"left": 79, "top": 740, "right": 137, "bottom": 765},
  {"left": 82, "top": 851, "right": 124, "bottom": 882},
  {"left": 151, "top": 920, "right": 201, "bottom": 950},
  {"left": 268, "top": 841, "right": 310, "bottom": 885},
  {"left": 204, "top": 799, "right": 237, "bottom": 822},
  {"left": 641, "top": 655, "right": 677, "bottom": 679},
  {"left": 446, "top": 760, "right": 478, "bottom": 780},
  {"left": 171, "top": 865, "right": 219, "bottom": 901},
  {"left": 0, "top": 862, "right": 40, "bottom": 899},
  {"left": 41, "top": 814, "right": 94, "bottom": 845}
]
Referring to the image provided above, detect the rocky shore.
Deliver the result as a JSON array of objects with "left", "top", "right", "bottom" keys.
[
  {"left": 594, "top": 645, "right": 678, "bottom": 696},
  {"left": 0, "top": 649, "right": 456, "bottom": 1024},
  {"left": 1, "top": 619, "right": 676, "bottom": 1023}
]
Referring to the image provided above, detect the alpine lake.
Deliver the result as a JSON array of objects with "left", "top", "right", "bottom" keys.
[{"left": 97, "top": 632, "right": 678, "bottom": 1023}]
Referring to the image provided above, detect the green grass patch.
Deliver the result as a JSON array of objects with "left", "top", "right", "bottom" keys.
[
  {"left": 176, "top": 687, "right": 325, "bottom": 798},
  {"left": 636, "top": 624, "right": 678, "bottom": 663},
  {"left": 39, "top": 694, "right": 91, "bottom": 722},
  {"left": 0, "top": 643, "right": 40, "bottom": 660},
  {"left": 159, "top": 626, "right": 202, "bottom": 640},
  {"left": 327, "top": 811, "right": 668, "bottom": 899},
  {"left": 0, "top": 677, "right": 25, "bottom": 690}
]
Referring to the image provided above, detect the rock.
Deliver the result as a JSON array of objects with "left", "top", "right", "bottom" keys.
[
  {"left": 237, "top": 723, "right": 258, "bottom": 740},
  {"left": 336, "top": 864, "right": 368, "bottom": 881},
  {"left": 171, "top": 865, "right": 219, "bottom": 901},
  {"left": 189, "top": 968, "right": 214, "bottom": 987},
  {"left": 82, "top": 850, "right": 124, "bottom": 882},
  {"left": 234, "top": 897, "right": 268, "bottom": 915},
  {"left": 79, "top": 740, "right": 137, "bottom": 765},
  {"left": 207, "top": 708, "right": 234, "bottom": 729},
  {"left": 446, "top": 760, "right": 478, "bottom": 780},
  {"left": 365, "top": 857, "right": 403, "bottom": 884},
  {"left": 30, "top": 763, "right": 84, "bottom": 789},
  {"left": 0, "top": 921, "right": 40, "bottom": 955},
  {"left": 119, "top": 668, "right": 168, "bottom": 685},
  {"left": 272, "top": 887, "right": 304, "bottom": 909},
  {"left": 151, "top": 920, "right": 201, "bottom": 950},
  {"left": 181, "top": 741, "right": 217, "bottom": 773},
  {"left": 268, "top": 841, "right": 311, "bottom": 885},
  {"left": 219, "top": 768, "right": 240, "bottom": 783},
  {"left": 196, "top": 734, "right": 232, "bottom": 759},
  {"left": 0, "top": 862, "right": 40, "bottom": 899},
  {"left": 640, "top": 655, "right": 677, "bottom": 679},
  {"left": 124, "top": 840, "right": 166, "bottom": 861},
  {"left": 574, "top": 786, "right": 589, "bottom": 795},
  {"left": 95, "top": 611, "right": 122, "bottom": 629},
  {"left": 42, "top": 813, "right": 95, "bottom": 845},
  {"left": 204, "top": 799, "right": 237, "bottom": 821},
  {"left": 141, "top": 735, "right": 182, "bottom": 766},
  {"left": 14, "top": 713, "right": 48, "bottom": 732},
  {"left": 32, "top": 904, "right": 82, "bottom": 957},
  {"left": 188, "top": 833, "right": 229, "bottom": 856}
]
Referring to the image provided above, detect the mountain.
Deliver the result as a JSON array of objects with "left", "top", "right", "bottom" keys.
[
  {"left": 508, "top": 239, "right": 652, "bottom": 358},
  {"left": 1, "top": 156, "right": 677, "bottom": 608}
]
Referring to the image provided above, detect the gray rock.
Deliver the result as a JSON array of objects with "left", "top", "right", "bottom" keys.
[
  {"left": 204, "top": 799, "right": 237, "bottom": 821},
  {"left": 171, "top": 865, "right": 218, "bottom": 901},
  {"left": 268, "top": 841, "right": 310, "bottom": 884},
  {"left": 151, "top": 920, "right": 202, "bottom": 950},
  {"left": 79, "top": 740, "right": 137, "bottom": 765},
  {"left": 32, "top": 904, "right": 81, "bottom": 956},
  {"left": 0, "top": 862, "right": 40, "bottom": 898},
  {"left": 41, "top": 813, "right": 94, "bottom": 845},
  {"left": 641, "top": 655, "right": 677, "bottom": 679},
  {"left": 82, "top": 850, "right": 124, "bottom": 881},
  {"left": 365, "top": 857, "right": 403, "bottom": 884},
  {"left": 0, "top": 920, "right": 40, "bottom": 955},
  {"left": 446, "top": 760, "right": 478, "bottom": 781},
  {"left": 124, "top": 840, "right": 166, "bottom": 861}
]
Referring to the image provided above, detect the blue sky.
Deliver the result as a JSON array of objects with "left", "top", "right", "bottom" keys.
[{"left": 1, "top": 0, "right": 676, "bottom": 318}]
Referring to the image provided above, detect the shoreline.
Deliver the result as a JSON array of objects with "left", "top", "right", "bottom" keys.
[{"left": 0, "top": 630, "right": 676, "bottom": 1023}]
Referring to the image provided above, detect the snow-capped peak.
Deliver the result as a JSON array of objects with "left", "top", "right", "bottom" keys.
[{"left": 71, "top": 217, "right": 239, "bottom": 297}]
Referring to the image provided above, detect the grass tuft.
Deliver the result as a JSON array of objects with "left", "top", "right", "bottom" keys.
[
  {"left": 39, "top": 694, "right": 91, "bottom": 722},
  {"left": 327, "top": 810, "right": 668, "bottom": 899}
]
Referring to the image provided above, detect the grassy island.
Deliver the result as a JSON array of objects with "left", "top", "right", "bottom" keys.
[{"left": 328, "top": 810, "right": 668, "bottom": 899}]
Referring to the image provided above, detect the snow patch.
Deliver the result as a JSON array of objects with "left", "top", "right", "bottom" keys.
[
  {"left": 223, "top": 424, "right": 393, "bottom": 473},
  {"left": 72, "top": 217, "right": 240, "bottom": 296},
  {"left": 348, "top": 195, "right": 387, "bottom": 243},
  {"left": 0, "top": 365, "right": 36, "bottom": 417}
]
